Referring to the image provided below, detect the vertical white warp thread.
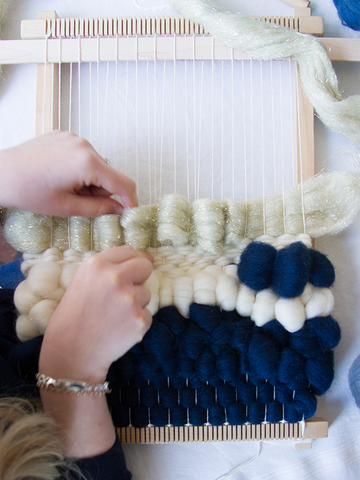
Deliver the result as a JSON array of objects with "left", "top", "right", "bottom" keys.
[{"left": 168, "top": 0, "right": 360, "bottom": 146}]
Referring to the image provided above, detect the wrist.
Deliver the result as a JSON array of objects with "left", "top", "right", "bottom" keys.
[
  {"left": 39, "top": 383, "right": 116, "bottom": 459},
  {"left": 39, "top": 313, "right": 111, "bottom": 384},
  {"left": 38, "top": 352, "right": 109, "bottom": 386},
  {"left": 36, "top": 373, "right": 111, "bottom": 395}
]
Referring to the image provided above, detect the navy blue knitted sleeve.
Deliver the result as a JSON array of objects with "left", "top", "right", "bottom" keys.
[{"left": 72, "top": 437, "right": 131, "bottom": 480}]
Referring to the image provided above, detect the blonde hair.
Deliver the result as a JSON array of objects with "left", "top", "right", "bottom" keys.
[{"left": 0, "top": 397, "right": 83, "bottom": 480}]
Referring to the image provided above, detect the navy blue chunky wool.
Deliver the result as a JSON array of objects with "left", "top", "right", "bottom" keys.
[
  {"left": 237, "top": 242, "right": 277, "bottom": 291},
  {"left": 110, "top": 303, "right": 341, "bottom": 428},
  {"left": 333, "top": 0, "right": 360, "bottom": 31},
  {"left": 238, "top": 242, "right": 335, "bottom": 297}
]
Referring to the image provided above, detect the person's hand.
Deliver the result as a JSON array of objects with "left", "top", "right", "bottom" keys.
[
  {"left": 37, "top": 245, "right": 154, "bottom": 459},
  {"left": 39, "top": 245, "right": 153, "bottom": 383},
  {"left": 0, "top": 130, "right": 137, "bottom": 217}
]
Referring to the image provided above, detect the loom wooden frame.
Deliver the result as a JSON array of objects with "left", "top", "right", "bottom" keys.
[{"left": 0, "top": 5, "right": 358, "bottom": 448}]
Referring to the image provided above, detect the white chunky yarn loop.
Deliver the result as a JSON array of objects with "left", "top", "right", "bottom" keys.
[{"left": 14, "top": 239, "right": 335, "bottom": 340}]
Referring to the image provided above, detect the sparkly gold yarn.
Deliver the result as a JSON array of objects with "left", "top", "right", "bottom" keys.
[{"left": 4, "top": 172, "right": 360, "bottom": 255}]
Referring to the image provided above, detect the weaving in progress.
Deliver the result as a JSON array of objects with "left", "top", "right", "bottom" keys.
[{"left": 1, "top": 0, "right": 360, "bottom": 448}]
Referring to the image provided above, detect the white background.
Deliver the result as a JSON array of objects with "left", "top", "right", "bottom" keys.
[{"left": 1, "top": 1, "right": 360, "bottom": 479}]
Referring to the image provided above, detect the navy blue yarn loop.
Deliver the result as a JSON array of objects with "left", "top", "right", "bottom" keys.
[
  {"left": 293, "top": 390, "right": 317, "bottom": 419},
  {"left": 197, "top": 385, "right": 216, "bottom": 408},
  {"left": 159, "top": 387, "right": 178, "bottom": 407},
  {"left": 189, "top": 405, "right": 207, "bottom": 426},
  {"left": 158, "top": 305, "right": 188, "bottom": 335},
  {"left": 273, "top": 242, "right": 312, "bottom": 298},
  {"left": 237, "top": 382, "right": 256, "bottom": 405},
  {"left": 238, "top": 241, "right": 277, "bottom": 291},
  {"left": 170, "top": 406, "right": 187, "bottom": 426},
  {"left": 150, "top": 405, "right": 168, "bottom": 427},
  {"left": 248, "top": 403, "right": 266, "bottom": 424},
  {"left": 266, "top": 401, "right": 283, "bottom": 423},
  {"left": 121, "top": 386, "right": 139, "bottom": 407},
  {"left": 262, "top": 320, "right": 290, "bottom": 346},
  {"left": 208, "top": 404, "right": 226, "bottom": 426},
  {"left": 113, "top": 302, "right": 340, "bottom": 429},
  {"left": 180, "top": 324, "right": 209, "bottom": 360},
  {"left": 140, "top": 385, "right": 158, "bottom": 407},
  {"left": 216, "top": 383, "right": 237, "bottom": 406},
  {"left": 227, "top": 403, "right": 247, "bottom": 425},
  {"left": 306, "top": 351, "right": 335, "bottom": 395},
  {"left": 248, "top": 330, "right": 281, "bottom": 383},
  {"left": 180, "top": 387, "right": 195, "bottom": 408},
  {"left": 257, "top": 383, "right": 274, "bottom": 404},
  {"left": 210, "top": 323, "right": 235, "bottom": 356},
  {"left": 216, "top": 350, "right": 240, "bottom": 385},
  {"left": 131, "top": 405, "right": 149, "bottom": 428},
  {"left": 237, "top": 241, "right": 335, "bottom": 297},
  {"left": 309, "top": 250, "right": 335, "bottom": 288},
  {"left": 284, "top": 403, "right": 303, "bottom": 424},
  {"left": 306, "top": 316, "right": 341, "bottom": 350},
  {"left": 197, "top": 347, "right": 216, "bottom": 381},
  {"left": 333, "top": 0, "right": 360, "bottom": 31},
  {"left": 275, "top": 383, "right": 295, "bottom": 404}
]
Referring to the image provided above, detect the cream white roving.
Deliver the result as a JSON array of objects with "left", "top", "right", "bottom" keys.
[{"left": 14, "top": 238, "right": 335, "bottom": 341}]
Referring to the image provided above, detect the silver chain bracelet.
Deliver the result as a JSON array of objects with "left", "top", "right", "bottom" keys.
[{"left": 36, "top": 373, "right": 111, "bottom": 396}]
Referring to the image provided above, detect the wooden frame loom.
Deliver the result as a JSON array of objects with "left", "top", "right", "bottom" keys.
[{"left": 1, "top": 0, "right": 360, "bottom": 449}]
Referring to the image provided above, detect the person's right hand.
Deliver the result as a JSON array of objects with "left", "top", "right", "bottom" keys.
[
  {"left": 38, "top": 245, "right": 153, "bottom": 385},
  {"left": 0, "top": 130, "right": 138, "bottom": 217}
]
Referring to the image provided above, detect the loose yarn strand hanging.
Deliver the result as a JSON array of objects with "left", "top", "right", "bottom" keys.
[
  {"left": 168, "top": 0, "right": 360, "bottom": 146},
  {"left": 215, "top": 442, "right": 262, "bottom": 480}
]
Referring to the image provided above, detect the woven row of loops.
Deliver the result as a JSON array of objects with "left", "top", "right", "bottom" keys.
[
  {"left": 111, "top": 388, "right": 316, "bottom": 428},
  {"left": 15, "top": 245, "right": 241, "bottom": 341},
  {"left": 236, "top": 282, "right": 334, "bottom": 333},
  {"left": 4, "top": 189, "right": 322, "bottom": 255},
  {"left": 4, "top": 210, "right": 125, "bottom": 254},
  {"left": 146, "top": 240, "right": 333, "bottom": 333},
  {"left": 238, "top": 241, "right": 335, "bottom": 298},
  {"left": 15, "top": 239, "right": 329, "bottom": 341},
  {"left": 147, "top": 238, "right": 318, "bottom": 325},
  {"left": 146, "top": 264, "right": 334, "bottom": 332},
  {"left": 115, "top": 304, "right": 340, "bottom": 397},
  {"left": 112, "top": 380, "right": 316, "bottom": 422},
  {"left": 120, "top": 198, "right": 313, "bottom": 254}
]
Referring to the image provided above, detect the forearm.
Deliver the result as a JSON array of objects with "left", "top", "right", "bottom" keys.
[
  {"left": 40, "top": 389, "right": 116, "bottom": 459},
  {"left": 39, "top": 333, "right": 116, "bottom": 459}
]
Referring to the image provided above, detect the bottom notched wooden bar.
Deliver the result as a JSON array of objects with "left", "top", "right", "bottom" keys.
[{"left": 116, "top": 417, "right": 328, "bottom": 449}]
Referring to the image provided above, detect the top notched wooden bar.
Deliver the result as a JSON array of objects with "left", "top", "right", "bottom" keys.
[
  {"left": 0, "top": 11, "right": 357, "bottom": 64},
  {"left": 20, "top": 11, "right": 324, "bottom": 39},
  {"left": 0, "top": 11, "right": 326, "bottom": 64}
]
